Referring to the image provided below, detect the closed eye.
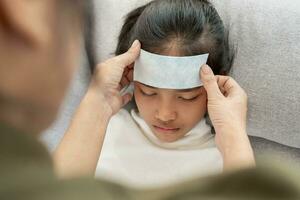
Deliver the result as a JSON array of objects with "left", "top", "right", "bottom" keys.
[
  {"left": 178, "top": 95, "right": 200, "bottom": 101},
  {"left": 140, "top": 89, "right": 157, "bottom": 96}
]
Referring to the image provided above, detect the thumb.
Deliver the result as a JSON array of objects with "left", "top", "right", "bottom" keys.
[
  {"left": 200, "top": 65, "right": 223, "bottom": 99},
  {"left": 115, "top": 40, "right": 141, "bottom": 68},
  {"left": 122, "top": 93, "right": 133, "bottom": 107}
]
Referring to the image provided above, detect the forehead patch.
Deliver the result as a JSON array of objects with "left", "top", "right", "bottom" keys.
[{"left": 134, "top": 49, "right": 209, "bottom": 89}]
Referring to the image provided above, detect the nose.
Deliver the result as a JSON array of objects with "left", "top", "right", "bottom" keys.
[{"left": 155, "top": 100, "right": 177, "bottom": 123}]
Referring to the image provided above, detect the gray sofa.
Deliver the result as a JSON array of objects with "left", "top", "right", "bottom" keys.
[
  {"left": 42, "top": 0, "right": 300, "bottom": 165},
  {"left": 211, "top": 0, "right": 300, "bottom": 164}
]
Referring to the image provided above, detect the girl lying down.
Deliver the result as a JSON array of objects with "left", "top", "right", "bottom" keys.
[{"left": 95, "top": 0, "right": 235, "bottom": 188}]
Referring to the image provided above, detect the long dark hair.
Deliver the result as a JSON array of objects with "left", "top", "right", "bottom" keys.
[{"left": 116, "top": 0, "right": 234, "bottom": 75}]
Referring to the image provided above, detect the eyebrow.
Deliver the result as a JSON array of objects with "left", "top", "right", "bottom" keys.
[{"left": 140, "top": 83, "right": 201, "bottom": 92}]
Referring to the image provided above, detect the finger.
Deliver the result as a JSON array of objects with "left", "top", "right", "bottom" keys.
[
  {"left": 123, "top": 66, "right": 129, "bottom": 75},
  {"left": 215, "top": 75, "right": 244, "bottom": 98},
  {"left": 128, "top": 63, "right": 134, "bottom": 69},
  {"left": 200, "top": 65, "right": 223, "bottom": 99},
  {"left": 219, "top": 86, "right": 226, "bottom": 96},
  {"left": 117, "top": 83, "right": 122, "bottom": 91},
  {"left": 127, "top": 69, "right": 133, "bottom": 82},
  {"left": 120, "top": 75, "right": 130, "bottom": 89},
  {"left": 120, "top": 67, "right": 133, "bottom": 85},
  {"left": 112, "top": 40, "right": 141, "bottom": 68},
  {"left": 122, "top": 93, "right": 133, "bottom": 107},
  {"left": 216, "top": 76, "right": 226, "bottom": 96}
]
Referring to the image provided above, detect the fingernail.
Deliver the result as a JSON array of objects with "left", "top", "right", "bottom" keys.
[
  {"left": 201, "top": 65, "right": 211, "bottom": 74},
  {"left": 131, "top": 40, "right": 139, "bottom": 49}
]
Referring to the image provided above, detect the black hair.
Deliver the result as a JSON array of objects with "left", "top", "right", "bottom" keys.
[{"left": 116, "top": 0, "right": 234, "bottom": 75}]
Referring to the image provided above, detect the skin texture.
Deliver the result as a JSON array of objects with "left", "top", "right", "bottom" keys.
[
  {"left": 54, "top": 41, "right": 141, "bottom": 178},
  {"left": 200, "top": 65, "right": 254, "bottom": 171},
  {"left": 133, "top": 47, "right": 209, "bottom": 142},
  {"left": 0, "top": 0, "right": 82, "bottom": 135},
  {"left": 134, "top": 82, "right": 207, "bottom": 142},
  {"left": 0, "top": 0, "right": 254, "bottom": 179}
]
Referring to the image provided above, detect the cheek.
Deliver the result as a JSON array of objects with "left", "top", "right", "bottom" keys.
[{"left": 179, "top": 95, "right": 207, "bottom": 126}]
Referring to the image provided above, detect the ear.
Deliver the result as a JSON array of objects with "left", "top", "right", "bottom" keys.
[{"left": 0, "top": 0, "right": 53, "bottom": 46}]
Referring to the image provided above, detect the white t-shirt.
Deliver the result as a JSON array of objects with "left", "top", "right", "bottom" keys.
[{"left": 95, "top": 109, "right": 223, "bottom": 189}]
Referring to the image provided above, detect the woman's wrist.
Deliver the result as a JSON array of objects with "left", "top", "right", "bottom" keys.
[
  {"left": 85, "top": 83, "right": 113, "bottom": 121},
  {"left": 223, "top": 147, "right": 255, "bottom": 172},
  {"left": 220, "top": 128, "right": 250, "bottom": 155}
]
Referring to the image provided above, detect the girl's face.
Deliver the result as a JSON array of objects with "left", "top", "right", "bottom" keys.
[{"left": 134, "top": 82, "right": 207, "bottom": 143}]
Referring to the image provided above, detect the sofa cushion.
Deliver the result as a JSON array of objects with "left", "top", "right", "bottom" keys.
[{"left": 42, "top": 0, "right": 300, "bottom": 151}]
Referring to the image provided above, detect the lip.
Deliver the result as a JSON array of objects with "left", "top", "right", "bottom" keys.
[{"left": 153, "top": 125, "right": 180, "bottom": 133}]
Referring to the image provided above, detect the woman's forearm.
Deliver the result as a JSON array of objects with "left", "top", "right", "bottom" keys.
[
  {"left": 53, "top": 41, "right": 140, "bottom": 179},
  {"left": 53, "top": 87, "right": 112, "bottom": 179}
]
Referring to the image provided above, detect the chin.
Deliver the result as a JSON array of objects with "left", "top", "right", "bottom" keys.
[
  {"left": 160, "top": 138, "right": 179, "bottom": 143},
  {"left": 154, "top": 132, "right": 183, "bottom": 143}
]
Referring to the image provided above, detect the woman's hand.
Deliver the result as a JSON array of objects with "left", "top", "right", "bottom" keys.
[
  {"left": 200, "top": 65, "right": 255, "bottom": 171},
  {"left": 89, "top": 40, "right": 141, "bottom": 117},
  {"left": 54, "top": 41, "right": 140, "bottom": 179}
]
